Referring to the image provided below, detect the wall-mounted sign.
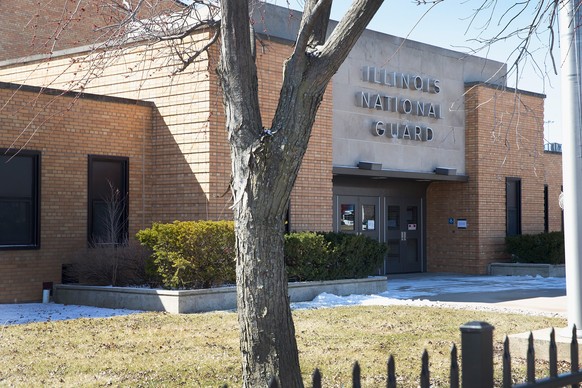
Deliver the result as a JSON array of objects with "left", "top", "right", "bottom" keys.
[
  {"left": 408, "top": 224, "right": 417, "bottom": 231},
  {"left": 361, "top": 67, "right": 441, "bottom": 94},
  {"left": 457, "top": 219, "right": 467, "bottom": 229},
  {"left": 448, "top": 217, "right": 455, "bottom": 225},
  {"left": 372, "top": 121, "right": 434, "bottom": 141},
  {"left": 356, "top": 65, "right": 443, "bottom": 143}
]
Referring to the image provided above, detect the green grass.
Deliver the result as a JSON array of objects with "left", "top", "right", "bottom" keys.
[{"left": 0, "top": 306, "right": 566, "bottom": 387}]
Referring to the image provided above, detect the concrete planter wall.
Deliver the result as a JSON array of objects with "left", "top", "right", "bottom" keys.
[
  {"left": 54, "top": 277, "right": 388, "bottom": 314},
  {"left": 489, "top": 263, "right": 565, "bottom": 277}
]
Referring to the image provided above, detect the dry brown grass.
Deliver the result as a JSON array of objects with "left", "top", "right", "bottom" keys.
[{"left": 0, "top": 306, "right": 566, "bottom": 387}]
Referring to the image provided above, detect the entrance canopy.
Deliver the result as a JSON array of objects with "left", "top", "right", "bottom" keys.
[{"left": 332, "top": 166, "right": 469, "bottom": 182}]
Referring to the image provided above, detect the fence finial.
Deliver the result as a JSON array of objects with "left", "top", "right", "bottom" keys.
[{"left": 527, "top": 332, "right": 535, "bottom": 383}]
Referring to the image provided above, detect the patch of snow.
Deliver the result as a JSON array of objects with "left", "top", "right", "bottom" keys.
[
  {"left": 0, "top": 274, "right": 568, "bottom": 325},
  {"left": 0, "top": 303, "right": 141, "bottom": 326}
]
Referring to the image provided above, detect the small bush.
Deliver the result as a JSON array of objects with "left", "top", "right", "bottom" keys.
[
  {"left": 136, "top": 221, "right": 235, "bottom": 289},
  {"left": 284, "top": 232, "right": 386, "bottom": 281},
  {"left": 71, "top": 240, "right": 153, "bottom": 286},
  {"left": 323, "top": 232, "right": 387, "bottom": 279},
  {"left": 505, "top": 231, "right": 565, "bottom": 265},
  {"left": 284, "top": 232, "right": 332, "bottom": 281}
]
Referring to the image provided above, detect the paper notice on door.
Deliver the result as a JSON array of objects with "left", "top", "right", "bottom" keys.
[{"left": 367, "top": 220, "right": 375, "bottom": 230}]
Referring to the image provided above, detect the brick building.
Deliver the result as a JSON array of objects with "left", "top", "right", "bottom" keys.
[{"left": 0, "top": 3, "right": 562, "bottom": 302}]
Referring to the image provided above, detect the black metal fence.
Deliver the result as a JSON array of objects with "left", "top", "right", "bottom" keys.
[{"left": 265, "top": 321, "right": 582, "bottom": 387}]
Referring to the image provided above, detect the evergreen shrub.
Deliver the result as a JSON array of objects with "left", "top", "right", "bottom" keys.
[
  {"left": 137, "top": 222, "right": 386, "bottom": 289},
  {"left": 505, "top": 231, "right": 565, "bottom": 265},
  {"left": 284, "top": 232, "right": 386, "bottom": 281},
  {"left": 284, "top": 232, "right": 331, "bottom": 281},
  {"left": 136, "top": 220, "right": 235, "bottom": 289}
]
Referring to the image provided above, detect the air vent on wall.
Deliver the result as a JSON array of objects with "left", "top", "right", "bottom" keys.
[
  {"left": 358, "top": 161, "right": 382, "bottom": 170},
  {"left": 435, "top": 167, "right": 457, "bottom": 176}
]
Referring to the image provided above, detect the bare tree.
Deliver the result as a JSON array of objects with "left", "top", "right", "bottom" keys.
[
  {"left": 3, "top": 0, "right": 384, "bottom": 385},
  {"left": 434, "top": 0, "right": 561, "bottom": 88},
  {"left": 217, "top": 1, "right": 383, "bottom": 385},
  {"left": 12, "top": 0, "right": 568, "bottom": 385}
]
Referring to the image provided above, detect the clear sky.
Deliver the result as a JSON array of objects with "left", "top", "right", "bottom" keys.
[{"left": 273, "top": 0, "right": 563, "bottom": 143}]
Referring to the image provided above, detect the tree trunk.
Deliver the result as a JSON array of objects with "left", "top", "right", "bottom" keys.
[
  {"left": 217, "top": 1, "right": 384, "bottom": 386},
  {"left": 235, "top": 205, "right": 302, "bottom": 387}
]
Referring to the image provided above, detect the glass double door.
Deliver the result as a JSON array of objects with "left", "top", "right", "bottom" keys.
[
  {"left": 336, "top": 196, "right": 422, "bottom": 274},
  {"left": 385, "top": 198, "right": 422, "bottom": 273},
  {"left": 338, "top": 196, "right": 381, "bottom": 241}
]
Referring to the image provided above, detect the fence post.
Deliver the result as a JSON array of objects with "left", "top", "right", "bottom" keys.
[{"left": 460, "top": 321, "right": 495, "bottom": 388}]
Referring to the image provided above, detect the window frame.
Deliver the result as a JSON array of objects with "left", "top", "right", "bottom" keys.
[
  {"left": 506, "top": 177, "right": 522, "bottom": 236},
  {"left": 87, "top": 155, "right": 129, "bottom": 246},
  {"left": 544, "top": 184, "right": 549, "bottom": 233},
  {"left": 0, "top": 149, "right": 41, "bottom": 250}
]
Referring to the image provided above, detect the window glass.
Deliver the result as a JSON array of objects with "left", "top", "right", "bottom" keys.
[
  {"left": 0, "top": 152, "right": 39, "bottom": 248},
  {"left": 406, "top": 206, "right": 418, "bottom": 224},
  {"left": 387, "top": 206, "right": 400, "bottom": 230},
  {"left": 406, "top": 206, "right": 418, "bottom": 231},
  {"left": 506, "top": 178, "right": 522, "bottom": 236},
  {"left": 340, "top": 203, "right": 355, "bottom": 231},
  {"left": 544, "top": 185, "right": 549, "bottom": 233},
  {"left": 88, "top": 156, "right": 128, "bottom": 245},
  {"left": 0, "top": 156, "right": 32, "bottom": 197},
  {"left": 362, "top": 204, "right": 375, "bottom": 230}
]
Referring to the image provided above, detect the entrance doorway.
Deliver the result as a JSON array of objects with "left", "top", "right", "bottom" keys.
[
  {"left": 385, "top": 198, "right": 422, "bottom": 273},
  {"left": 337, "top": 196, "right": 381, "bottom": 241},
  {"left": 335, "top": 195, "right": 423, "bottom": 274}
]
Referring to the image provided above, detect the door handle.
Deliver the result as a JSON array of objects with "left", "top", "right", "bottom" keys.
[{"left": 401, "top": 231, "right": 407, "bottom": 241}]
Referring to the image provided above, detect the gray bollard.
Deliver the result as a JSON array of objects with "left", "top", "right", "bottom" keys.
[{"left": 460, "top": 321, "right": 494, "bottom": 388}]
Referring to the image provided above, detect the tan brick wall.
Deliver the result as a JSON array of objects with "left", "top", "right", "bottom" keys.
[
  {"left": 0, "top": 0, "right": 185, "bottom": 62},
  {"left": 0, "top": 34, "right": 215, "bottom": 223},
  {"left": 0, "top": 33, "right": 333, "bottom": 301},
  {"left": 0, "top": 85, "right": 153, "bottom": 302},
  {"left": 236, "top": 40, "right": 333, "bottom": 232},
  {"left": 543, "top": 152, "right": 563, "bottom": 232},
  {"left": 0, "top": 33, "right": 333, "bottom": 231},
  {"left": 427, "top": 84, "right": 556, "bottom": 274}
]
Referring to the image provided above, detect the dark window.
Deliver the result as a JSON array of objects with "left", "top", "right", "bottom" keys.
[
  {"left": 544, "top": 185, "right": 549, "bottom": 233},
  {"left": 88, "top": 156, "right": 128, "bottom": 245},
  {"left": 506, "top": 178, "right": 522, "bottom": 236},
  {"left": 284, "top": 206, "right": 290, "bottom": 233},
  {"left": 0, "top": 150, "right": 40, "bottom": 248}
]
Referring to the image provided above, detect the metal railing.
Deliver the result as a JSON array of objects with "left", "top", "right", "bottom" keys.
[{"left": 263, "top": 321, "right": 582, "bottom": 387}]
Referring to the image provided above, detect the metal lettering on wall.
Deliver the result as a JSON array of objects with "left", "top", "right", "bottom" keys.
[{"left": 357, "top": 66, "right": 443, "bottom": 142}]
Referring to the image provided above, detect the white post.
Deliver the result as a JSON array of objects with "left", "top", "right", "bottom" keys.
[{"left": 559, "top": 0, "right": 582, "bottom": 335}]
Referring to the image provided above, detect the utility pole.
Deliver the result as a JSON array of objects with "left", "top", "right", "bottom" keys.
[{"left": 559, "top": 0, "right": 582, "bottom": 336}]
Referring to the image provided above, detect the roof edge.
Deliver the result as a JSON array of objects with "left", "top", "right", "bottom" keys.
[
  {"left": 0, "top": 81, "right": 154, "bottom": 107},
  {"left": 465, "top": 81, "right": 546, "bottom": 99},
  {"left": 332, "top": 166, "right": 469, "bottom": 182}
]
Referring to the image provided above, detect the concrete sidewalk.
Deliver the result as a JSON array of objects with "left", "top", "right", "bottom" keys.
[
  {"left": 386, "top": 273, "right": 567, "bottom": 316},
  {"left": 386, "top": 273, "right": 571, "bottom": 361}
]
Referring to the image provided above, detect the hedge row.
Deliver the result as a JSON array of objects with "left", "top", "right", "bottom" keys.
[
  {"left": 284, "top": 232, "right": 386, "bottom": 281},
  {"left": 136, "top": 221, "right": 386, "bottom": 289},
  {"left": 505, "top": 231, "right": 565, "bottom": 265}
]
